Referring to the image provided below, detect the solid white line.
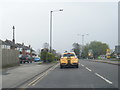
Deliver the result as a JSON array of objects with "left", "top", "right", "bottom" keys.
[
  {"left": 85, "top": 67, "right": 92, "bottom": 72},
  {"left": 95, "top": 73, "right": 112, "bottom": 84}
]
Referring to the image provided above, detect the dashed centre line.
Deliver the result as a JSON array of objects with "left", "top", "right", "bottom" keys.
[
  {"left": 27, "top": 63, "right": 113, "bottom": 87},
  {"left": 80, "top": 63, "right": 113, "bottom": 85},
  {"left": 81, "top": 64, "right": 84, "bottom": 67},
  {"left": 95, "top": 73, "right": 113, "bottom": 84},
  {"left": 85, "top": 67, "right": 92, "bottom": 72}
]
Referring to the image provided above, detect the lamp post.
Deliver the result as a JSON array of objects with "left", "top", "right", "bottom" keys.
[
  {"left": 50, "top": 9, "right": 63, "bottom": 53},
  {"left": 77, "top": 34, "right": 89, "bottom": 56}
]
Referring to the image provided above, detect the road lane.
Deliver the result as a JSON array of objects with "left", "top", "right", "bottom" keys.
[
  {"left": 27, "top": 60, "right": 117, "bottom": 88},
  {"left": 79, "top": 60, "right": 118, "bottom": 88}
]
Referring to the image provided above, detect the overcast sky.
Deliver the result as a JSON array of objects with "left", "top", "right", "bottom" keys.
[{"left": 0, "top": 0, "right": 118, "bottom": 53}]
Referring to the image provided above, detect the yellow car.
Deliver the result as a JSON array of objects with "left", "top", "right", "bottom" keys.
[{"left": 60, "top": 52, "right": 79, "bottom": 68}]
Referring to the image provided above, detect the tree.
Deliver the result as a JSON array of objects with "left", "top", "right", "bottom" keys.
[
  {"left": 82, "top": 44, "right": 89, "bottom": 58},
  {"left": 40, "top": 48, "right": 49, "bottom": 62},
  {"left": 72, "top": 43, "right": 81, "bottom": 59},
  {"left": 47, "top": 53, "right": 55, "bottom": 62},
  {"left": 88, "top": 41, "right": 109, "bottom": 59},
  {"left": 40, "top": 43, "right": 60, "bottom": 63},
  {"left": 71, "top": 41, "right": 109, "bottom": 59}
]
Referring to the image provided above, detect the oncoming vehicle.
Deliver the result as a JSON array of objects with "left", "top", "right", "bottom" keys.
[{"left": 60, "top": 52, "right": 79, "bottom": 68}]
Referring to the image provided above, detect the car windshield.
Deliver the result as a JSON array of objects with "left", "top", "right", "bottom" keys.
[{"left": 63, "top": 53, "right": 75, "bottom": 57}]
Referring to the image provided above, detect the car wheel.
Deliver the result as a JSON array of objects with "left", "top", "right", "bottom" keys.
[
  {"left": 60, "top": 65, "right": 63, "bottom": 69},
  {"left": 76, "top": 64, "right": 79, "bottom": 68},
  {"left": 20, "top": 61, "right": 22, "bottom": 64}
]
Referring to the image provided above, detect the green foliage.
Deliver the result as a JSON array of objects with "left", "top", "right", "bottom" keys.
[
  {"left": 72, "top": 41, "right": 109, "bottom": 59},
  {"left": 89, "top": 41, "right": 109, "bottom": 58},
  {"left": 46, "top": 53, "right": 55, "bottom": 62},
  {"left": 40, "top": 48, "right": 59, "bottom": 63},
  {"left": 82, "top": 41, "right": 109, "bottom": 59},
  {"left": 40, "top": 51, "right": 48, "bottom": 62},
  {"left": 72, "top": 43, "right": 81, "bottom": 59},
  {"left": 82, "top": 44, "right": 89, "bottom": 58}
]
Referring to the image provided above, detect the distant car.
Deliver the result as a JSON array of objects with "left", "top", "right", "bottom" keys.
[
  {"left": 34, "top": 57, "right": 40, "bottom": 62},
  {"left": 19, "top": 54, "right": 22, "bottom": 60},
  {"left": 19, "top": 55, "right": 32, "bottom": 64},
  {"left": 116, "top": 55, "right": 120, "bottom": 59},
  {"left": 60, "top": 52, "right": 79, "bottom": 68}
]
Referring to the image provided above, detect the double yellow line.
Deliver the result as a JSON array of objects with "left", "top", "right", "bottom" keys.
[{"left": 26, "top": 63, "right": 59, "bottom": 87}]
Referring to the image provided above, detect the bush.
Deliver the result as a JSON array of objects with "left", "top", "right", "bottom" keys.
[
  {"left": 47, "top": 53, "right": 55, "bottom": 62},
  {"left": 40, "top": 51, "right": 48, "bottom": 62},
  {"left": 40, "top": 49, "right": 59, "bottom": 63}
]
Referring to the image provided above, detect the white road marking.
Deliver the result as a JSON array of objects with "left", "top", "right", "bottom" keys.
[
  {"left": 50, "top": 64, "right": 59, "bottom": 71},
  {"left": 85, "top": 67, "right": 92, "bottom": 72},
  {"left": 95, "top": 73, "right": 113, "bottom": 84},
  {"left": 27, "top": 70, "right": 48, "bottom": 86},
  {"left": 81, "top": 64, "right": 84, "bottom": 67},
  {"left": 32, "top": 72, "right": 48, "bottom": 86},
  {"left": 27, "top": 63, "right": 59, "bottom": 87}
]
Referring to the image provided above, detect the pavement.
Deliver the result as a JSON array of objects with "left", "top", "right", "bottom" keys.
[
  {"left": 26, "top": 60, "right": 119, "bottom": 88},
  {"left": 2, "top": 61, "right": 57, "bottom": 88}
]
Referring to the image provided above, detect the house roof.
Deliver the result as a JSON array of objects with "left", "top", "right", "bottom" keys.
[
  {"left": 0, "top": 39, "right": 10, "bottom": 46},
  {"left": 1, "top": 39, "right": 33, "bottom": 51},
  {"left": 16, "top": 43, "right": 24, "bottom": 48},
  {"left": 5, "top": 39, "right": 17, "bottom": 47},
  {"left": 16, "top": 43, "right": 31, "bottom": 50}
]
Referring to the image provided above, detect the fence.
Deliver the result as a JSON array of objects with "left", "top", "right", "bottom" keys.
[{"left": 1, "top": 48, "right": 19, "bottom": 68}]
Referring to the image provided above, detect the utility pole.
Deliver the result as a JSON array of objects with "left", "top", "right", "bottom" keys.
[
  {"left": 12, "top": 26, "right": 15, "bottom": 44},
  {"left": 50, "top": 11, "right": 52, "bottom": 53}
]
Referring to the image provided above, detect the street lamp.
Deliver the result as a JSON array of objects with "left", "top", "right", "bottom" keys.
[
  {"left": 82, "top": 34, "right": 89, "bottom": 46},
  {"left": 50, "top": 9, "right": 63, "bottom": 53},
  {"left": 77, "top": 34, "right": 89, "bottom": 46},
  {"left": 77, "top": 34, "right": 89, "bottom": 56}
]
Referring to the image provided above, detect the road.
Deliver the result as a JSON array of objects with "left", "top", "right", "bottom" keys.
[{"left": 22, "top": 60, "right": 119, "bottom": 88}]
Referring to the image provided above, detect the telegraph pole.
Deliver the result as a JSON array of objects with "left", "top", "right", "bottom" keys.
[{"left": 12, "top": 26, "right": 15, "bottom": 44}]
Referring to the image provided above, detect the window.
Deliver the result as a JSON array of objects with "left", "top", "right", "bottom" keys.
[{"left": 63, "top": 53, "right": 75, "bottom": 57}]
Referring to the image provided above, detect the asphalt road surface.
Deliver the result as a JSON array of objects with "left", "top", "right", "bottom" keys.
[{"left": 25, "top": 60, "right": 118, "bottom": 88}]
